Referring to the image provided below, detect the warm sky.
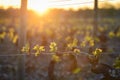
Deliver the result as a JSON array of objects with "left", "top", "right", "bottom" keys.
[{"left": 0, "top": 0, "right": 120, "bottom": 13}]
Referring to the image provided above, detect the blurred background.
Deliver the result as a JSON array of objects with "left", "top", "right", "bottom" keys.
[{"left": 0, "top": 0, "right": 120, "bottom": 80}]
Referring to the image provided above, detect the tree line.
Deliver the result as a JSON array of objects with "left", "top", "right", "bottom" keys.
[{"left": 0, "top": 7, "right": 120, "bottom": 19}]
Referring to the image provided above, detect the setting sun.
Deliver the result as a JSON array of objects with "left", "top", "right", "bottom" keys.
[
  {"left": 28, "top": 0, "right": 50, "bottom": 14},
  {"left": 0, "top": 0, "right": 50, "bottom": 14}
]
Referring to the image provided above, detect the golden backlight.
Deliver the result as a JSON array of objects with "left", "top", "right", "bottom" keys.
[
  {"left": 28, "top": 0, "right": 50, "bottom": 14},
  {"left": 0, "top": 0, "right": 120, "bottom": 14}
]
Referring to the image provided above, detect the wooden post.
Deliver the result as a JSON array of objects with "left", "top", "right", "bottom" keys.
[
  {"left": 89, "top": 0, "right": 98, "bottom": 53},
  {"left": 18, "top": 0, "right": 27, "bottom": 80},
  {"left": 94, "top": 0, "right": 98, "bottom": 37}
]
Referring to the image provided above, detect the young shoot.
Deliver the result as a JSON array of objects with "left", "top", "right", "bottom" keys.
[
  {"left": 92, "top": 48, "right": 102, "bottom": 57},
  {"left": 67, "top": 38, "right": 78, "bottom": 50},
  {"left": 0, "top": 32, "right": 6, "bottom": 40},
  {"left": 52, "top": 54, "right": 61, "bottom": 62},
  {"left": 73, "top": 49, "right": 80, "bottom": 54},
  {"left": 49, "top": 42, "right": 57, "bottom": 53},
  {"left": 72, "top": 67, "right": 81, "bottom": 74},
  {"left": 33, "top": 45, "right": 45, "bottom": 56},
  {"left": 108, "top": 31, "right": 115, "bottom": 38},
  {"left": 21, "top": 43, "right": 30, "bottom": 53},
  {"left": 113, "top": 56, "right": 120, "bottom": 69}
]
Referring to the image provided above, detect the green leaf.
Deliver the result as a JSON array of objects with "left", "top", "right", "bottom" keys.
[
  {"left": 39, "top": 46, "right": 45, "bottom": 52},
  {"left": 67, "top": 38, "right": 78, "bottom": 50},
  {"left": 93, "top": 48, "right": 102, "bottom": 56},
  {"left": 49, "top": 42, "right": 57, "bottom": 52},
  {"left": 52, "top": 54, "right": 61, "bottom": 62},
  {"left": 0, "top": 32, "right": 6, "bottom": 39},
  {"left": 21, "top": 43, "right": 30, "bottom": 53},
  {"left": 33, "top": 45, "right": 39, "bottom": 50},
  {"left": 89, "top": 39, "right": 94, "bottom": 47},
  {"left": 12, "top": 35, "right": 18, "bottom": 44},
  {"left": 80, "top": 41, "right": 86, "bottom": 47},
  {"left": 35, "top": 51, "right": 40, "bottom": 56},
  {"left": 72, "top": 68, "right": 81, "bottom": 74},
  {"left": 116, "top": 32, "right": 120, "bottom": 37},
  {"left": 74, "top": 49, "right": 80, "bottom": 54},
  {"left": 108, "top": 31, "right": 115, "bottom": 38},
  {"left": 33, "top": 45, "right": 45, "bottom": 56},
  {"left": 114, "top": 56, "right": 120, "bottom": 69}
]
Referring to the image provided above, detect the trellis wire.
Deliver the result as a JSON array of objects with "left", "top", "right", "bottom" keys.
[
  {"left": 48, "top": 0, "right": 115, "bottom": 7},
  {"left": 0, "top": 48, "right": 119, "bottom": 57}
]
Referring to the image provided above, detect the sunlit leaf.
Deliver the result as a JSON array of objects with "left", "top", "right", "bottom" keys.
[
  {"left": 92, "top": 48, "right": 102, "bottom": 56},
  {"left": 52, "top": 54, "right": 61, "bottom": 62},
  {"left": 116, "top": 32, "right": 120, "bottom": 37},
  {"left": 80, "top": 41, "right": 86, "bottom": 47},
  {"left": 72, "top": 68, "right": 81, "bottom": 74},
  {"left": 33, "top": 45, "right": 39, "bottom": 50},
  {"left": 108, "top": 31, "right": 115, "bottom": 38},
  {"left": 89, "top": 40, "right": 94, "bottom": 47},
  {"left": 39, "top": 46, "right": 45, "bottom": 52},
  {"left": 67, "top": 43, "right": 73, "bottom": 50},
  {"left": 21, "top": 43, "right": 30, "bottom": 53},
  {"left": 12, "top": 35, "right": 18, "bottom": 44},
  {"left": 67, "top": 38, "right": 78, "bottom": 50},
  {"left": 113, "top": 56, "right": 120, "bottom": 69},
  {"left": 49, "top": 42, "right": 57, "bottom": 52},
  {"left": 35, "top": 51, "right": 40, "bottom": 56},
  {"left": 74, "top": 49, "right": 80, "bottom": 54},
  {"left": 0, "top": 32, "right": 6, "bottom": 39},
  {"left": 33, "top": 45, "right": 45, "bottom": 56}
]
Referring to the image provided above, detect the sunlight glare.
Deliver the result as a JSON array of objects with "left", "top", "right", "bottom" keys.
[{"left": 28, "top": 0, "right": 50, "bottom": 14}]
